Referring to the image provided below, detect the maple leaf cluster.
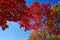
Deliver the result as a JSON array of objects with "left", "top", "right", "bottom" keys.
[
  {"left": 0, "top": 0, "right": 27, "bottom": 30},
  {"left": 0, "top": 0, "right": 59, "bottom": 31}
]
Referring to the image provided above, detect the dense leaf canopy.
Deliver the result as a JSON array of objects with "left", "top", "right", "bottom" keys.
[{"left": 0, "top": 0, "right": 59, "bottom": 34}]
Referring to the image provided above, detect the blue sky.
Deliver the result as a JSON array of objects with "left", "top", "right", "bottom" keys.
[{"left": 0, "top": 0, "right": 60, "bottom": 40}]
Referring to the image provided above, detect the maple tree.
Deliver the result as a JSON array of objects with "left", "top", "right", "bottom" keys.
[
  {"left": 0, "top": 0, "right": 28, "bottom": 30},
  {"left": 18, "top": 2, "right": 56, "bottom": 31},
  {"left": 28, "top": 1, "right": 60, "bottom": 40},
  {"left": 0, "top": 0, "right": 59, "bottom": 32}
]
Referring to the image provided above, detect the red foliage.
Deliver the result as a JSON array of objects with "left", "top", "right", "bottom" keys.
[
  {"left": 0, "top": 0, "right": 27, "bottom": 30},
  {"left": 0, "top": 0, "right": 58, "bottom": 32},
  {"left": 51, "top": 28, "right": 60, "bottom": 35},
  {"left": 18, "top": 2, "right": 56, "bottom": 31}
]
